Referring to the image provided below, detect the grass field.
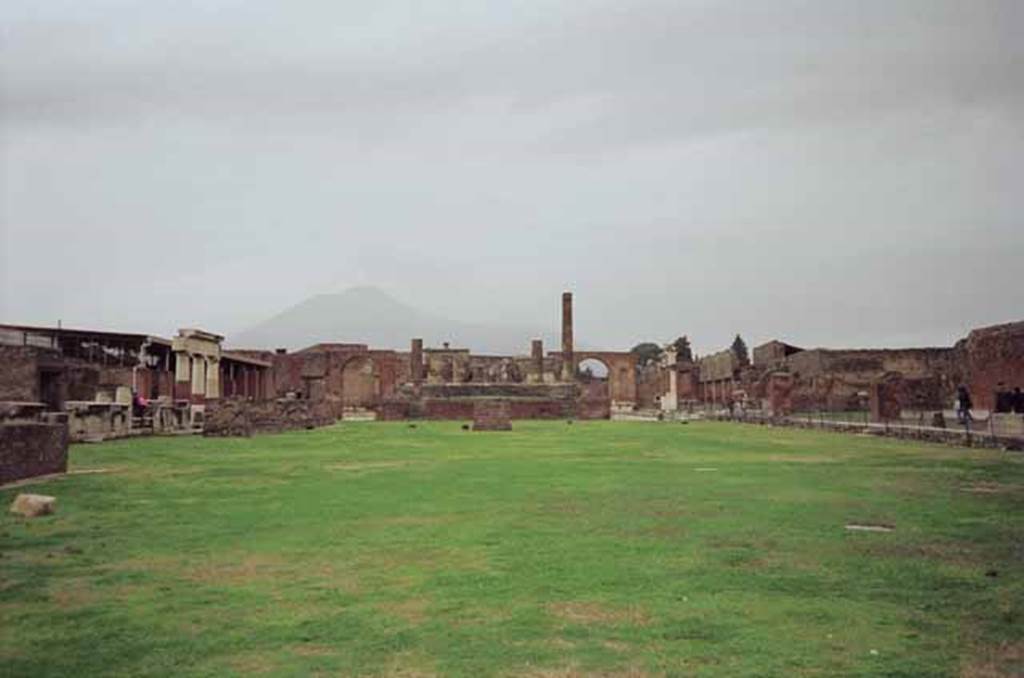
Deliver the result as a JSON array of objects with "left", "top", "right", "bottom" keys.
[{"left": 2, "top": 421, "right": 1023, "bottom": 677}]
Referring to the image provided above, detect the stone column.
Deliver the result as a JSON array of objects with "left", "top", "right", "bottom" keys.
[
  {"left": 174, "top": 351, "right": 191, "bottom": 400},
  {"left": 206, "top": 357, "right": 220, "bottom": 399},
  {"left": 191, "top": 355, "right": 206, "bottom": 397},
  {"left": 411, "top": 338, "right": 424, "bottom": 384},
  {"left": 561, "top": 291, "right": 574, "bottom": 381},
  {"left": 531, "top": 339, "right": 544, "bottom": 383}
]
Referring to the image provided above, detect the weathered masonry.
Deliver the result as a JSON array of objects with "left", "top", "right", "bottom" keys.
[
  {"left": 0, "top": 323, "right": 273, "bottom": 442},
  {"left": 235, "top": 292, "right": 640, "bottom": 421},
  {"left": 651, "top": 321, "right": 1024, "bottom": 424},
  {"left": 4, "top": 291, "right": 1021, "bottom": 440}
]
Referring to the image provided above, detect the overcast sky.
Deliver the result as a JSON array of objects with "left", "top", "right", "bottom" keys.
[{"left": 2, "top": 0, "right": 1022, "bottom": 354}]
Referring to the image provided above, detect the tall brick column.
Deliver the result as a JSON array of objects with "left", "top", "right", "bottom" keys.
[
  {"left": 410, "top": 338, "right": 424, "bottom": 384},
  {"left": 531, "top": 339, "right": 544, "bottom": 383},
  {"left": 561, "top": 292, "right": 574, "bottom": 381}
]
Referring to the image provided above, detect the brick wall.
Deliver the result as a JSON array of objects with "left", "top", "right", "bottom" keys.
[
  {"left": 961, "top": 322, "right": 1024, "bottom": 411},
  {"left": 203, "top": 397, "right": 339, "bottom": 437},
  {"left": 0, "top": 346, "right": 46, "bottom": 401},
  {"left": 0, "top": 421, "right": 69, "bottom": 485},
  {"left": 472, "top": 400, "right": 512, "bottom": 430}
]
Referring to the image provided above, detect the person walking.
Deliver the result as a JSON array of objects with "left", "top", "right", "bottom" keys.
[{"left": 956, "top": 385, "right": 973, "bottom": 424}]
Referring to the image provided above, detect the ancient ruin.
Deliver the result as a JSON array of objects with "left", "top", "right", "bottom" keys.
[{"left": 2, "top": 291, "right": 1024, "bottom": 482}]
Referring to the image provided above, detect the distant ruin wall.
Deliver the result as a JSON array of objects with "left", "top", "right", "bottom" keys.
[
  {"left": 961, "top": 322, "right": 1024, "bottom": 411},
  {"left": 0, "top": 346, "right": 50, "bottom": 402},
  {"left": 0, "top": 421, "right": 69, "bottom": 485},
  {"left": 721, "top": 413, "right": 1023, "bottom": 451},
  {"left": 203, "top": 398, "right": 338, "bottom": 437},
  {"left": 764, "top": 347, "right": 960, "bottom": 412},
  {"left": 381, "top": 396, "right": 575, "bottom": 421}
]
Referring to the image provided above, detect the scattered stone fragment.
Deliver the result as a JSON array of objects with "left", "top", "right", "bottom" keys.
[
  {"left": 9, "top": 494, "right": 57, "bottom": 518},
  {"left": 844, "top": 523, "right": 894, "bottom": 533}
]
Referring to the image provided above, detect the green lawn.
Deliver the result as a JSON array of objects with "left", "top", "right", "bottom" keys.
[{"left": 2, "top": 421, "right": 1023, "bottom": 677}]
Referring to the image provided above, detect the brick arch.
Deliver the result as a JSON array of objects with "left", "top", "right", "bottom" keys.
[
  {"left": 339, "top": 355, "right": 380, "bottom": 409},
  {"left": 574, "top": 351, "right": 637, "bottom": 405}
]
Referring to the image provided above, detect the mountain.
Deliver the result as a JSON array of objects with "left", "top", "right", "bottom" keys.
[{"left": 228, "top": 287, "right": 555, "bottom": 354}]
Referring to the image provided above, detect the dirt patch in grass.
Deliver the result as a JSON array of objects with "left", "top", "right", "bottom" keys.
[
  {"left": 356, "top": 545, "right": 490, "bottom": 576},
  {"left": 225, "top": 651, "right": 281, "bottom": 675},
  {"left": 961, "top": 482, "right": 1022, "bottom": 495},
  {"left": 858, "top": 540, "right": 985, "bottom": 568},
  {"left": 961, "top": 640, "right": 1024, "bottom": 677},
  {"left": 185, "top": 554, "right": 291, "bottom": 585},
  {"left": 291, "top": 643, "right": 339, "bottom": 658},
  {"left": 113, "top": 553, "right": 362, "bottom": 594},
  {"left": 47, "top": 578, "right": 102, "bottom": 609},
  {"left": 602, "top": 640, "right": 631, "bottom": 653},
  {"left": 635, "top": 523, "right": 688, "bottom": 539},
  {"left": 516, "top": 663, "right": 654, "bottom": 677},
  {"left": 378, "top": 650, "right": 439, "bottom": 677},
  {"left": 365, "top": 515, "right": 456, "bottom": 528},
  {"left": 548, "top": 602, "right": 650, "bottom": 627},
  {"left": 761, "top": 454, "right": 839, "bottom": 464},
  {"left": 377, "top": 597, "right": 430, "bottom": 624},
  {"left": 324, "top": 460, "right": 412, "bottom": 473}
]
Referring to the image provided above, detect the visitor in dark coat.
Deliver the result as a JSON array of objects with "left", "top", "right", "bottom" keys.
[{"left": 956, "top": 385, "right": 973, "bottom": 423}]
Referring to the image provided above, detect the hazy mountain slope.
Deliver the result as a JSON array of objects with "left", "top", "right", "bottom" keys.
[{"left": 228, "top": 287, "right": 554, "bottom": 354}]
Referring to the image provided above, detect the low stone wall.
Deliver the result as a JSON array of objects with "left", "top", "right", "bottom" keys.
[
  {"left": 472, "top": 400, "right": 512, "bottom": 431},
  {"left": 380, "top": 382, "right": 579, "bottom": 421},
  {"left": 381, "top": 397, "right": 574, "bottom": 421},
  {"left": 65, "top": 401, "right": 130, "bottom": 443},
  {"left": 1, "top": 421, "right": 69, "bottom": 485},
  {"left": 718, "top": 412, "right": 1024, "bottom": 451},
  {"left": 420, "top": 383, "right": 576, "bottom": 399},
  {"left": 203, "top": 398, "right": 338, "bottom": 437}
]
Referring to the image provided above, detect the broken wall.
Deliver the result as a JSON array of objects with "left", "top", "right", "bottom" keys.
[
  {"left": 0, "top": 421, "right": 69, "bottom": 485},
  {"left": 960, "top": 322, "right": 1024, "bottom": 411}
]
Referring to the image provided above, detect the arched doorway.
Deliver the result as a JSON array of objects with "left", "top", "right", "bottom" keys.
[
  {"left": 576, "top": 357, "right": 611, "bottom": 418},
  {"left": 577, "top": 358, "right": 610, "bottom": 382},
  {"left": 341, "top": 357, "right": 380, "bottom": 409}
]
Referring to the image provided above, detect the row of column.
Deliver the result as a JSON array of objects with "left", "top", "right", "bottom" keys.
[
  {"left": 407, "top": 291, "right": 573, "bottom": 384},
  {"left": 408, "top": 338, "right": 549, "bottom": 384},
  {"left": 174, "top": 353, "right": 220, "bottom": 400},
  {"left": 173, "top": 353, "right": 266, "bottom": 401},
  {"left": 222, "top": 362, "right": 264, "bottom": 399}
]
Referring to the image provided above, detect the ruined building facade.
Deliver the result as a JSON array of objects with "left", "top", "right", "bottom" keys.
[
  {"left": 3, "top": 293, "right": 1023, "bottom": 443},
  {"left": 654, "top": 321, "right": 1024, "bottom": 419},
  {"left": 233, "top": 292, "right": 640, "bottom": 422}
]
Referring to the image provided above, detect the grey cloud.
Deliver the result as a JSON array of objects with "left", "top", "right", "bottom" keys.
[{"left": 2, "top": 0, "right": 1022, "bottom": 353}]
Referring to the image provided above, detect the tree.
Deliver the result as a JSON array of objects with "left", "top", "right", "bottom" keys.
[
  {"left": 630, "top": 342, "right": 663, "bottom": 367},
  {"left": 731, "top": 334, "right": 750, "bottom": 366},
  {"left": 670, "top": 336, "right": 693, "bottom": 363}
]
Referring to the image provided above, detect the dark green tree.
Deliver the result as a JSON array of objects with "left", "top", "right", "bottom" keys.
[
  {"left": 671, "top": 336, "right": 693, "bottom": 363},
  {"left": 731, "top": 334, "right": 750, "bottom": 365},
  {"left": 630, "top": 342, "right": 663, "bottom": 367}
]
